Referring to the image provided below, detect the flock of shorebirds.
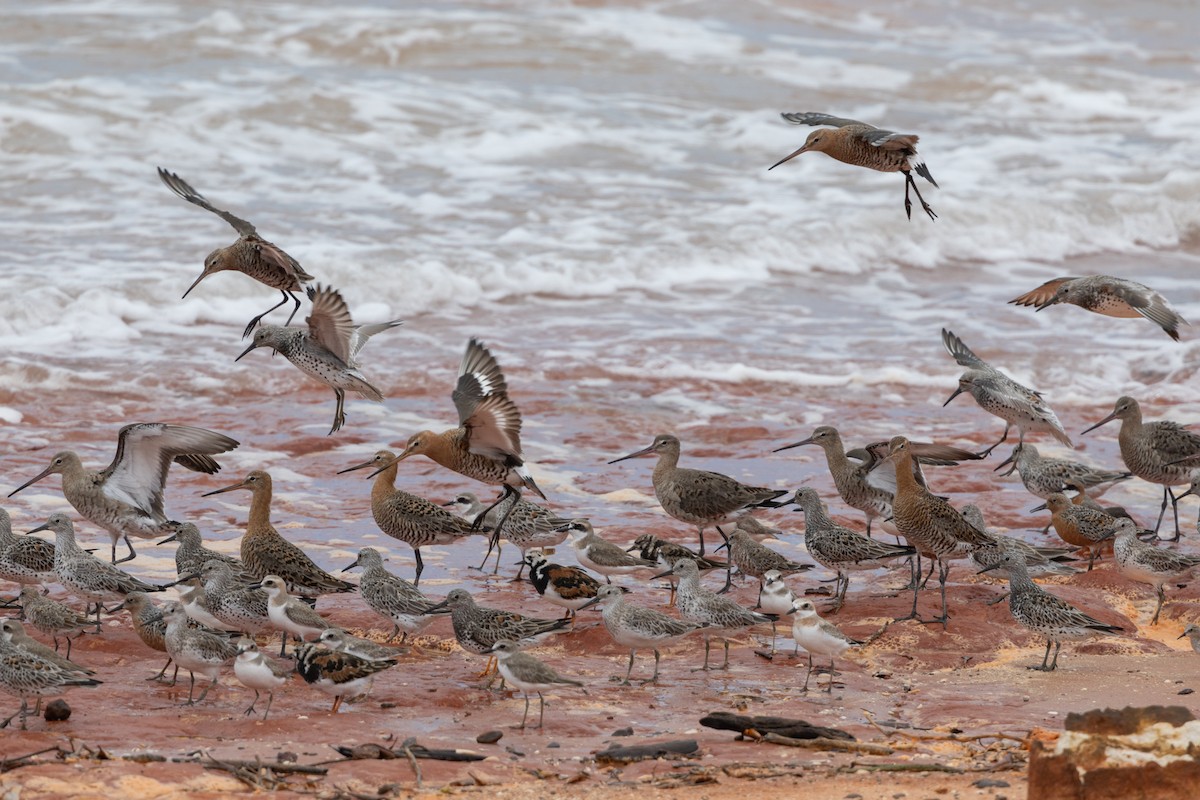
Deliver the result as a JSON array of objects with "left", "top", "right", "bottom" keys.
[{"left": 2, "top": 114, "right": 1199, "bottom": 734}]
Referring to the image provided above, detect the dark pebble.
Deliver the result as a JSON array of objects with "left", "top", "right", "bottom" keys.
[
  {"left": 505, "top": 745, "right": 525, "bottom": 757},
  {"left": 845, "top": 794, "right": 863, "bottom": 799},
  {"left": 477, "top": 730, "right": 504, "bottom": 745},
  {"left": 44, "top": 699, "right": 71, "bottom": 722},
  {"left": 381, "top": 701, "right": 398, "bottom": 709},
  {"left": 612, "top": 727, "right": 634, "bottom": 736},
  {"left": 547, "top": 742, "right": 560, "bottom": 748},
  {"left": 972, "top": 779, "right": 1010, "bottom": 789},
  {"left": 276, "top": 751, "right": 298, "bottom": 763},
  {"left": 1179, "top": 688, "right": 1195, "bottom": 695}
]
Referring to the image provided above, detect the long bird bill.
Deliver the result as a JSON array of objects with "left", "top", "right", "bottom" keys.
[
  {"left": 607, "top": 443, "right": 658, "bottom": 464},
  {"left": 772, "top": 436, "right": 814, "bottom": 453},
  {"left": 337, "top": 458, "right": 378, "bottom": 475},
  {"left": 1080, "top": 411, "right": 1120, "bottom": 436},
  {"left": 7, "top": 464, "right": 58, "bottom": 498},
  {"left": 367, "top": 455, "right": 404, "bottom": 479},
  {"left": 201, "top": 478, "right": 252, "bottom": 497},
  {"left": 767, "top": 143, "right": 812, "bottom": 171},
  {"left": 24, "top": 520, "right": 53, "bottom": 536},
  {"left": 181, "top": 269, "right": 210, "bottom": 300},
  {"left": 993, "top": 448, "right": 1020, "bottom": 474}
]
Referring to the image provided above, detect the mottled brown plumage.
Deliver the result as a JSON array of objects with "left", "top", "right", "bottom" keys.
[
  {"left": 1082, "top": 396, "right": 1200, "bottom": 540},
  {"left": 769, "top": 112, "right": 938, "bottom": 220},
  {"left": 887, "top": 437, "right": 994, "bottom": 628},
  {"left": 610, "top": 434, "right": 786, "bottom": 556},
  {"left": 202, "top": 470, "right": 353, "bottom": 598},
  {"left": 158, "top": 167, "right": 315, "bottom": 337},
  {"left": 1010, "top": 275, "right": 1186, "bottom": 341},
  {"left": 340, "top": 451, "right": 481, "bottom": 585}
]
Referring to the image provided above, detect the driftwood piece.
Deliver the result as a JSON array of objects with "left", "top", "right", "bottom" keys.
[
  {"left": 759, "top": 732, "right": 894, "bottom": 755},
  {"left": 701, "top": 712, "right": 855, "bottom": 741},
  {"left": 330, "top": 742, "right": 485, "bottom": 763},
  {"left": 594, "top": 739, "right": 700, "bottom": 764}
]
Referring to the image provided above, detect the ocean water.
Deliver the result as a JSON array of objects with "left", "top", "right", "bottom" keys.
[{"left": 2, "top": 0, "right": 1199, "bottom": 570}]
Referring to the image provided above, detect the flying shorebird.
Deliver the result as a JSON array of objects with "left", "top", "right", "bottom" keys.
[
  {"left": 1009, "top": 275, "right": 1187, "bottom": 342},
  {"left": 375, "top": 338, "right": 546, "bottom": 546},
  {"left": 941, "top": 329, "right": 1072, "bottom": 456},
  {"left": 8, "top": 423, "right": 238, "bottom": 563},
  {"left": 236, "top": 284, "right": 402, "bottom": 435},
  {"left": 158, "top": 167, "right": 315, "bottom": 338},
  {"left": 769, "top": 112, "right": 938, "bottom": 221}
]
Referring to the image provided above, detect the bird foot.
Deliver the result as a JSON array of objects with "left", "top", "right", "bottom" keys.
[
  {"left": 754, "top": 650, "right": 775, "bottom": 661},
  {"left": 1026, "top": 665, "right": 1056, "bottom": 672},
  {"left": 918, "top": 615, "right": 950, "bottom": 630}
]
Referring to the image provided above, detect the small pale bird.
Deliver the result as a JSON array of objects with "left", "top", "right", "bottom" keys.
[
  {"left": 769, "top": 112, "right": 938, "bottom": 221},
  {"left": 789, "top": 599, "right": 861, "bottom": 693},
  {"left": 1009, "top": 275, "right": 1187, "bottom": 342},
  {"left": 236, "top": 284, "right": 402, "bottom": 434},
  {"left": 490, "top": 639, "right": 584, "bottom": 730},
  {"left": 233, "top": 638, "right": 291, "bottom": 719}
]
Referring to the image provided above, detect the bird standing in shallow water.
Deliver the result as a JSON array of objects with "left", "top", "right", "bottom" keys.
[
  {"left": 158, "top": 167, "right": 315, "bottom": 338},
  {"left": 769, "top": 112, "right": 938, "bottom": 221},
  {"left": 379, "top": 338, "right": 546, "bottom": 546},
  {"left": 610, "top": 433, "right": 787, "bottom": 556},
  {"left": 340, "top": 451, "right": 481, "bottom": 586},
  {"left": 1009, "top": 275, "right": 1187, "bottom": 342},
  {"left": 8, "top": 423, "right": 239, "bottom": 563},
  {"left": 237, "top": 284, "right": 401, "bottom": 435},
  {"left": 941, "top": 329, "right": 1072, "bottom": 456},
  {"left": 1082, "top": 396, "right": 1200, "bottom": 540}
]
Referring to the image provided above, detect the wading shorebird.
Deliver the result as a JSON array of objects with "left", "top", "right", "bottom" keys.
[
  {"left": 578, "top": 584, "right": 703, "bottom": 686},
  {"left": 422, "top": 589, "right": 569, "bottom": 679},
  {"left": 341, "top": 548, "right": 439, "bottom": 642},
  {"left": 27, "top": 514, "right": 164, "bottom": 624},
  {"left": 443, "top": 491, "right": 571, "bottom": 576},
  {"left": 162, "top": 602, "right": 238, "bottom": 705},
  {"left": 489, "top": 639, "right": 584, "bottom": 730},
  {"left": 942, "top": 329, "right": 1072, "bottom": 456},
  {"left": 202, "top": 470, "right": 354, "bottom": 599},
  {"left": 0, "top": 509, "right": 56, "bottom": 594},
  {"left": 789, "top": 599, "right": 861, "bottom": 693},
  {"left": 1113, "top": 519, "right": 1200, "bottom": 625},
  {"left": 339, "top": 451, "right": 481, "bottom": 586},
  {"left": 236, "top": 284, "right": 402, "bottom": 435},
  {"left": 610, "top": 434, "right": 787, "bottom": 556},
  {"left": 980, "top": 551, "right": 1122, "bottom": 672},
  {"left": 8, "top": 423, "right": 239, "bottom": 563},
  {"left": 769, "top": 112, "right": 938, "bottom": 221},
  {"left": 294, "top": 641, "right": 397, "bottom": 714},
  {"left": 1010, "top": 275, "right": 1187, "bottom": 342},
  {"left": 0, "top": 636, "right": 101, "bottom": 730},
  {"left": 157, "top": 521, "right": 250, "bottom": 582},
  {"left": 994, "top": 443, "right": 1130, "bottom": 500},
  {"left": 158, "top": 167, "right": 315, "bottom": 338},
  {"left": 886, "top": 437, "right": 995, "bottom": 629},
  {"left": 377, "top": 338, "right": 545, "bottom": 548},
  {"left": 1082, "top": 396, "right": 1200, "bottom": 540},
  {"left": 1033, "top": 494, "right": 1121, "bottom": 571},
  {"left": 789, "top": 487, "right": 914, "bottom": 612}
]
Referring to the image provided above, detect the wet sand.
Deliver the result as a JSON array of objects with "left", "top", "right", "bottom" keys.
[{"left": 4, "top": 249, "right": 1200, "bottom": 796}]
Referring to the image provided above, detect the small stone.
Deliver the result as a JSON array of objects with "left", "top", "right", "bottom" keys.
[
  {"left": 612, "top": 727, "right": 634, "bottom": 737},
  {"left": 845, "top": 794, "right": 863, "bottom": 799},
  {"left": 1179, "top": 688, "right": 1194, "bottom": 696},
  {"left": 476, "top": 730, "right": 503, "bottom": 745},
  {"left": 505, "top": 745, "right": 525, "bottom": 757},
  {"left": 547, "top": 742, "right": 561, "bottom": 748},
  {"left": 380, "top": 701, "right": 398, "bottom": 709},
  {"left": 44, "top": 699, "right": 71, "bottom": 722},
  {"left": 276, "top": 751, "right": 297, "bottom": 763},
  {"left": 972, "top": 779, "right": 1010, "bottom": 789}
]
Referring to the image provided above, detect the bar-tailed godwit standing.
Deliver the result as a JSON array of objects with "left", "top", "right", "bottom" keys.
[
  {"left": 339, "top": 451, "right": 481, "bottom": 586},
  {"left": 610, "top": 434, "right": 787, "bottom": 556},
  {"left": 9, "top": 423, "right": 239, "bottom": 563},
  {"left": 769, "top": 112, "right": 938, "bottom": 220},
  {"left": 1082, "top": 396, "right": 1200, "bottom": 540},
  {"left": 158, "top": 167, "right": 315, "bottom": 338}
]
